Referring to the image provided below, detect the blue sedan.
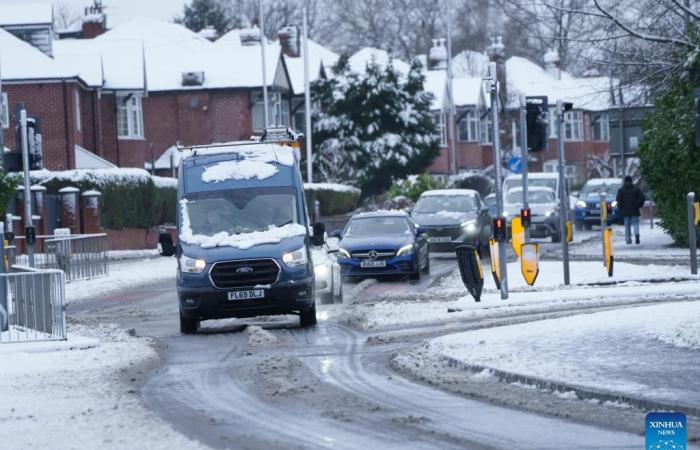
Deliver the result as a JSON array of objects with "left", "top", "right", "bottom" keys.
[{"left": 333, "top": 211, "right": 429, "bottom": 280}]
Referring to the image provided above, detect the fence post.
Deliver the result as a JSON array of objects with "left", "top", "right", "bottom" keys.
[
  {"left": 689, "top": 192, "right": 697, "bottom": 275},
  {"left": 81, "top": 190, "right": 102, "bottom": 234},
  {"left": 0, "top": 221, "right": 7, "bottom": 332},
  {"left": 58, "top": 187, "right": 81, "bottom": 234}
]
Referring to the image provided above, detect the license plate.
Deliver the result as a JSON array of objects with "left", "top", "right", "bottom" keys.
[
  {"left": 227, "top": 289, "right": 265, "bottom": 300},
  {"left": 361, "top": 260, "right": 386, "bottom": 268},
  {"left": 428, "top": 236, "right": 451, "bottom": 243}
]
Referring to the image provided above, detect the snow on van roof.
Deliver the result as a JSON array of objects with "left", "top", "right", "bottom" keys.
[
  {"left": 190, "top": 143, "right": 296, "bottom": 184},
  {"left": 420, "top": 189, "right": 479, "bottom": 197}
]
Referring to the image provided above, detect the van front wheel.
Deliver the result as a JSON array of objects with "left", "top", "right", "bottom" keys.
[
  {"left": 300, "top": 304, "right": 317, "bottom": 327},
  {"left": 180, "top": 314, "right": 198, "bottom": 334}
]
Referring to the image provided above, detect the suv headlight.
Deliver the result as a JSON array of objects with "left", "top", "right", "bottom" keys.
[
  {"left": 282, "top": 246, "right": 308, "bottom": 268},
  {"left": 338, "top": 248, "right": 351, "bottom": 258},
  {"left": 461, "top": 219, "right": 477, "bottom": 233},
  {"left": 611, "top": 200, "right": 618, "bottom": 208},
  {"left": 180, "top": 255, "right": 206, "bottom": 274},
  {"left": 397, "top": 244, "right": 413, "bottom": 256},
  {"left": 576, "top": 200, "right": 586, "bottom": 208}
]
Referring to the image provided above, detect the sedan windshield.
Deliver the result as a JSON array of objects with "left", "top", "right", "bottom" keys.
[
  {"left": 580, "top": 182, "right": 621, "bottom": 197},
  {"left": 184, "top": 187, "right": 299, "bottom": 236},
  {"left": 345, "top": 217, "right": 411, "bottom": 236},
  {"left": 414, "top": 196, "right": 477, "bottom": 214},
  {"left": 506, "top": 190, "right": 555, "bottom": 204}
]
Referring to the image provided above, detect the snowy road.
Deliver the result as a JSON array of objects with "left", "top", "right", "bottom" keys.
[{"left": 67, "top": 256, "right": 653, "bottom": 449}]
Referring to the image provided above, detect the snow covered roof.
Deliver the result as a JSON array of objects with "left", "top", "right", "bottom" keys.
[
  {"left": 283, "top": 39, "right": 339, "bottom": 95},
  {"left": 353, "top": 210, "right": 410, "bottom": 218},
  {"left": 75, "top": 145, "right": 117, "bottom": 169},
  {"left": 453, "top": 76, "right": 485, "bottom": 107},
  {"left": 0, "top": 3, "right": 53, "bottom": 27},
  {"left": 421, "top": 189, "right": 479, "bottom": 197},
  {"left": 423, "top": 70, "right": 447, "bottom": 111},
  {"left": 0, "top": 28, "right": 75, "bottom": 81},
  {"left": 506, "top": 56, "right": 615, "bottom": 111},
  {"left": 145, "top": 145, "right": 181, "bottom": 170},
  {"left": 348, "top": 47, "right": 411, "bottom": 76}
]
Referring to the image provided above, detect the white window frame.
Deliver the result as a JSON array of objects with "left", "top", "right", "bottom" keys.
[
  {"left": 252, "top": 91, "right": 290, "bottom": 132},
  {"left": 74, "top": 89, "right": 81, "bottom": 132},
  {"left": 432, "top": 111, "right": 447, "bottom": 147},
  {"left": 116, "top": 94, "right": 144, "bottom": 139},
  {"left": 591, "top": 112, "right": 609, "bottom": 141},
  {"left": 564, "top": 110, "right": 583, "bottom": 141},
  {"left": 1, "top": 92, "right": 8, "bottom": 130},
  {"left": 480, "top": 113, "right": 493, "bottom": 144},
  {"left": 458, "top": 108, "right": 479, "bottom": 142}
]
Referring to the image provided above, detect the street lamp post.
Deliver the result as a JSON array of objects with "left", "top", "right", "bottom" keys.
[
  {"left": 556, "top": 100, "right": 570, "bottom": 285},
  {"left": 303, "top": 7, "right": 313, "bottom": 184},
  {"left": 445, "top": 0, "right": 457, "bottom": 176}
]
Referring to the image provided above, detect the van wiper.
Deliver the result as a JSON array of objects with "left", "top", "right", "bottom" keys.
[{"left": 276, "top": 219, "right": 293, "bottom": 227}]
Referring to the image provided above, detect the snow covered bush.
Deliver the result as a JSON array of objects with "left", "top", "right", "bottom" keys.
[
  {"left": 638, "top": 74, "right": 700, "bottom": 245},
  {"left": 29, "top": 169, "right": 176, "bottom": 230},
  {"left": 311, "top": 56, "right": 440, "bottom": 197},
  {"left": 387, "top": 174, "right": 445, "bottom": 202},
  {"left": 304, "top": 183, "right": 361, "bottom": 216},
  {"left": 448, "top": 171, "right": 494, "bottom": 197},
  {"left": 0, "top": 170, "right": 19, "bottom": 217}
]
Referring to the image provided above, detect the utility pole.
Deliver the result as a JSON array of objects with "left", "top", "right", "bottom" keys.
[
  {"left": 519, "top": 95, "right": 529, "bottom": 241},
  {"left": 20, "top": 109, "right": 35, "bottom": 268},
  {"left": 556, "top": 100, "right": 570, "bottom": 285},
  {"left": 488, "top": 62, "right": 508, "bottom": 300},
  {"left": 303, "top": 7, "right": 313, "bottom": 184},
  {"left": 445, "top": 0, "right": 457, "bottom": 175},
  {"left": 259, "top": 0, "right": 269, "bottom": 128}
]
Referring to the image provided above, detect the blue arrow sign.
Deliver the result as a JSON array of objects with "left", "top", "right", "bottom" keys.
[{"left": 507, "top": 156, "right": 523, "bottom": 174}]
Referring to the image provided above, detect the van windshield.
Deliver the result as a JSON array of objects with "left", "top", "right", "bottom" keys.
[
  {"left": 505, "top": 178, "right": 557, "bottom": 193},
  {"left": 184, "top": 187, "right": 299, "bottom": 236}
]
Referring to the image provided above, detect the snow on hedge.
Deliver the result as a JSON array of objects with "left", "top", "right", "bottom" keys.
[
  {"left": 303, "top": 183, "right": 360, "bottom": 194},
  {"left": 178, "top": 199, "right": 306, "bottom": 249},
  {"left": 29, "top": 168, "right": 177, "bottom": 188}
]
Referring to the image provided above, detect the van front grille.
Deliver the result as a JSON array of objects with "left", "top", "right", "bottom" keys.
[{"left": 210, "top": 259, "right": 280, "bottom": 289}]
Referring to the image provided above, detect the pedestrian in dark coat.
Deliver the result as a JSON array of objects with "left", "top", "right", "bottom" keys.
[{"left": 616, "top": 176, "right": 645, "bottom": 244}]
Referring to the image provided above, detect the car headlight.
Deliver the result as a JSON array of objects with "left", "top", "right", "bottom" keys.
[
  {"left": 282, "top": 246, "right": 308, "bottom": 268},
  {"left": 314, "top": 264, "right": 329, "bottom": 278},
  {"left": 461, "top": 220, "right": 477, "bottom": 233},
  {"left": 338, "top": 248, "right": 351, "bottom": 258},
  {"left": 611, "top": 200, "right": 618, "bottom": 208},
  {"left": 503, "top": 210, "right": 509, "bottom": 217},
  {"left": 545, "top": 210, "right": 555, "bottom": 217},
  {"left": 576, "top": 200, "right": 587, "bottom": 208},
  {"left": 180, "top": 255, "right": 206, "bottom": 274},
  {"left": 397, "top": 244, "right": 413, "bottom": 256}
]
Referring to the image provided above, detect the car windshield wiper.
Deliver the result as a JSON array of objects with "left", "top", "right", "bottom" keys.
[{"left": 275, "top": 219, "right": 293, "bottom": 227}]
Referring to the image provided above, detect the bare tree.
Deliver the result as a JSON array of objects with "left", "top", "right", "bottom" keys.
[{"left": 54, "top": 2, "right": 80, "bottom": 32}]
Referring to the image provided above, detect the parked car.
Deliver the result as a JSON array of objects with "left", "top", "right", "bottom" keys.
[
  {"left": 334, "top": 211, "right": 429, "bottom": 280},
  {"left": 503, "top": 186, "right": 561, "bottom": 242},
  {"left": 158, "top": 132, "right": 324, "bottom": 333},
  {"left": 311, "top": 243, "right": 343, "bottom": 304},
  {"left": 573, "top": 178, "right": 623, "bottom": 230},
  {"left": 411, "top": 189, "right": 492, "bottom": 253}
]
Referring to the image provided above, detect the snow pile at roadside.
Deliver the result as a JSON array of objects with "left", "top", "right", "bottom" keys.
[
  {"left": 656, "top": 317, "right": 700, "bottom": 350},
  {"left": 0, "top": 324, "right": 207, "bottom": 449},
  {"left": 244, "top": 325, "right": 280, "bottom": 347}
]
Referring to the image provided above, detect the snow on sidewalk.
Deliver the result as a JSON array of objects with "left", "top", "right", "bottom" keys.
[
  {"left": 351, "top": 260, "right": 700, "bottom": 330},
  {"left": 429, "top": 300, "right": 700, "bottom": 413},
  {"left": 66, "top": 257, "right": 176, "bottom": 304},
  {"left": 0, "top": 324, "right": 207, "bottom": 449},
  {"left": 569, "top": 224, "right": 688, "bottom": 261}
]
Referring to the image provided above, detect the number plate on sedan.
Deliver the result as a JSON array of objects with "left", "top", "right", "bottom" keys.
[
  {"left": 428, "top": 236, "right": 451, "bottom": 243},
  {"left": 228, "top": 289, "right": 265, "bottom": 300},
  {"left": 361, "top": 260, "right": 386, "bottom": 268}
]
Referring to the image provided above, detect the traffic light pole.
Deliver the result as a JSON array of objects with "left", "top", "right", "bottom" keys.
[
  {"left": 20, "top": 109, "right": 35, "bottom": 268},
  {"left": 519, "top": 95, "right": 529, "bottom": 241},
  {"left": 488, "top": 62, "right": 508, "bottom": 300},
  {"left": 556, "top": 100, "right": 570, "bottom": 285}
]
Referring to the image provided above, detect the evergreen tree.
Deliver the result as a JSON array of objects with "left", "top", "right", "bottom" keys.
[
  {"left": 175, "top": 0, "right": 232, "bottom": 34},
  {"left": 311, "top": 56, "right": 440, "bottom": 197}
]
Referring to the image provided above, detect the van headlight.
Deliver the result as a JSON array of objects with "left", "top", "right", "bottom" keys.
[
  {"left": 180, "top": 255, "right": 206, "bottom": 274},
  {"left": 461, "top": 220, "right": 477, "bottom": 233},
  {"left": 338, "top": 248, "right": 351, "bottom": 258},
  {"left": 283, "top": 246, "right": 308, "bottom": 268},
  {"left": 576, "top": 200, "right": 587, "bottom": 208},
  {"left": 397, "top": 244, "right": 413, "bottom": 256}
]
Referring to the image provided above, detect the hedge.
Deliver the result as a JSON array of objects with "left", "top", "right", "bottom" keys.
[
  {"left": 304, "top": 183, "right": 361, "bottom": 216},
  {"left": 23, "top": 169, "right": 177, "bottom": 230}
]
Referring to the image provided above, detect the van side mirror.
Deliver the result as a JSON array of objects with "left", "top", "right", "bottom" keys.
[
  {"left": 158, "top": 232, "right": 176, "bottom": 257},
  {"left": 311, "top": 222, "right": 326, "bottom": 246}
]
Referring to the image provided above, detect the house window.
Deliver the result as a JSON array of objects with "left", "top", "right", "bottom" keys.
[
  {"left": 291, "top": 98, "right": 305, "bottom": 133},
  {"left": 74, "top": 90, "right": 81, "bottom": 132},
  {"left": 1, "top": 92, "right": 8, "bottom": 129},
  {"left": 116, "top": 94, "right": 144, "bottom": 139},
  {"left": 564, "top": 111, "right": 583, "bottom": 141},
  {"left": 458, "top": 108, "right": 479, "bottom": 142},
  {"left": 252, "top": 91, "right": 290, "bottom": 132},
  {"left": 432, "top": 111, "right": 447, "bottom": 147},
  {"left": 480, "top": 113, "right": 493, "bottom": 144},
  {"left": 591, "top": 112, "right": 609, "bottom": 141}
]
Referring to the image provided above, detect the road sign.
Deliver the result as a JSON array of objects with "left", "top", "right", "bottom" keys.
[
  {"left": 507, "top": 156, "right": 522, "bottom": 174},
  {"left": 511, "top": 216, "right": 525, "bottom": 257},
  {"left": 520, "top": 243, "right": 539, "bottom": 286},
  {"left": 456, "top": 245, "right": 484, "bottom": 302}
]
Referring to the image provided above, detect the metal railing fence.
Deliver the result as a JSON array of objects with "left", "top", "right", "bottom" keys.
[{"left": 0, "top": 267, "right": 66, "bottom": 343}]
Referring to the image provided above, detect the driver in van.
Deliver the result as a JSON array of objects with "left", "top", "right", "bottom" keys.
[{"left": 200, "top": 209, "right": 224, "bottom": 235}]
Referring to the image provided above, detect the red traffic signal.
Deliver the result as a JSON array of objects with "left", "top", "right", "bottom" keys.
[
  {"left": 493, "top": 217, "right": 507, "bottom": 242},
  {"left": 520, "top": 208, "right": 531, "bottom": 227}
]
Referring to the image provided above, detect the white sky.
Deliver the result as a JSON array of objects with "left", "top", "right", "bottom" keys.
[{"left": 0, "top": 0, "right": 191, "bottom": 28}]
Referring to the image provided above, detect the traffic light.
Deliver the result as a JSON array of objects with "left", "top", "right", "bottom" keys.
[
  {"left": 5, "top": 115, "right": 43, "bottom": 172},
  {"left": 521, "top": 208, "right": 531, "bottom": 227},
  {"left": 525, "top": 96, "right": 548, "bottom": 152},
  {"left": 493, "top": 217, "right": 507, "bottom": 242}
]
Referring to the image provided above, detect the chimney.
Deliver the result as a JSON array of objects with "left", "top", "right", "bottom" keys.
[
  {"left": 278, "top": 25, "right": 300, "bottom": 57},
  {"left": 486, "top": 35, "right": 507, "bottom": 108},
  {"left": 240, "top": 21, "right": 262, "bottom": 46},
  {"left": 544, "top": 48, "right": 561, "bottom": 79},
  {"left": 428, "top": 38, "right": 447, "bottom": 70},
  {"left": 198, "top": 26, "right": 219, "bottom": 42},
  {"left": 81, "top": 0, "right": 107, "bottom": 39}
]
